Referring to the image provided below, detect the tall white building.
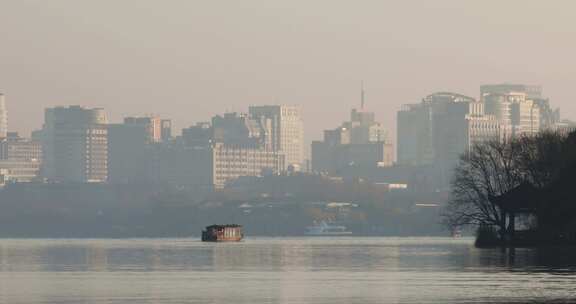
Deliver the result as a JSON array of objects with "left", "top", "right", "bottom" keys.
[
  {"left": 42, "top": 106, "right": 108, "bottom": 183},
  {"left": 0, "top": 94, "right": 7, "bottom": 139},
  {"left": 482, "top": 84, "right": 541, "bottom": 138},
  {"left": 249, "top": 105, "right": 304, "bottom": 169}
]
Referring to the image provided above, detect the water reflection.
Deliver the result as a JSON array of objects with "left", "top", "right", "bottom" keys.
[{"left": 0, "top": 238, "right": 574, "bottom": 303}]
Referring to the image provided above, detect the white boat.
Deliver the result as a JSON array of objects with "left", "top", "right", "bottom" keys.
[
  {"left": 305, "top": 221, "right": 353, "bottom": 236},
  {"left": 451, "top": 229, "right": 463, "bottom": 238}
]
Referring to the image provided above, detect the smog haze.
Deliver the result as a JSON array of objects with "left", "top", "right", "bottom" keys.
[{"left": 2, "top": 0, "right": 576, "bottom": 144}]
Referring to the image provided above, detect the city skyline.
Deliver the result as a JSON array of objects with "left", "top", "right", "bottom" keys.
[
  {"left": 3, "top": 82, "right": 569, "bottom": 189},
  {"left": 2, "top": 1, "right": 576, "bottom": 144},
  {"left": 0, "top": 83, "right": 572, "bottom": 141},
  {"left": 2, "top": 2, "right": 576, "bottom": 303}
]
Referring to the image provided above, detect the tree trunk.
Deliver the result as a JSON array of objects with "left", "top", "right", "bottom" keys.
[
  {"left": 508, "top": 212, "right": 515, "bottom": 243},
  {"left": 499, "top": 210, "right": 507, "bottom": 245}
]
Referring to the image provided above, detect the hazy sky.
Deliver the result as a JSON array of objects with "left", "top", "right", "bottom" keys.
[{"left": 2, "top": 0, "right": 576, "bottom": 148}]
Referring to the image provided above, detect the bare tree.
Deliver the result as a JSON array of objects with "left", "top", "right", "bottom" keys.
[
  {"left": 514, "top": 132, "right": 567, "bottom": 188},
  {"left": 443, "top": 131, "right": 573, "bottom": 239},
  {"left": 443, "top": 139, "right": 523, "bottom": 237}
]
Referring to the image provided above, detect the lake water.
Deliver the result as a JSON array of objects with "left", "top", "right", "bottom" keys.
[{"left": 0, "top": 238, "right": 574, "bottom": 303}]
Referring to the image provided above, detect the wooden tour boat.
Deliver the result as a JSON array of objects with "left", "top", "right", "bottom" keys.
[{"left": 202, "top": 224, "right": 244, "bottom": 242}]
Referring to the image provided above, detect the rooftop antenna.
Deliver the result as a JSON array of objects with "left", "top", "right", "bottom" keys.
[{"left": 361, "top": 80, "right": 365, "bottom": 109}]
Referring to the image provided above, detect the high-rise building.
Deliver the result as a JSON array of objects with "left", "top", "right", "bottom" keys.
[
  {"left": 156, "top": 143, "right": 214, "bottom": 189},
  {"left": 397, "top": 92, "right": 500, "bottom": 184},
  {"left": 0, "top": 160, "right": 41, "bottom": 185},
  {"left": 156, "top": 108, "right": 286, "bottom": 190},
  {"left": 430, "top": 95, "right": 500, "bottom": 179},
  {"left": 532, "top": 98, "right": 560, "bottom": 131},
  {"left": 181, "top": 122, "right": 213, "bottom": 147},
  {"left": 312, "top": 107, "right": 393, "bottom": 174},
  {"left": 211, "top": 143, "right": 283, "bottom": 189},
  {"left": 481, "top": 84, "right": 545, "bottom": 138},
  {"left": 42, "top": 106, "right": 108, "bottom": 183},
  {"left": 510, "top": 99, "right": 540, "bottom": 136},
  {"left": 157, "top": 140, "right": 283, "bottom": 190},
  {"left": 108, "top": 123, "right": 156, "bottom": 184},
  {"left": 124, "top": 116, "right": 163, "bottom": 143},
  {"left": 0, "top": 132, "right": 42, "bottom": 162},
  {"left": 0, "top": 132, "right": 42, "bottom": 184},
  {"left": 397, "top": 103, "right": 434, "bottom": 167},
  {"left": 249, "top": 105, "right": 304, "bottom": 169},
  {"left": 348, "top": 108, "right": 388, "bottom": 144},
  {"left": 0, "top": 93, "right": 7, "bottom": 139},
  {"left": 212, "top": 112, "right": 271, "bottom": 148},
  {"left": 161, "top": 119, "right": 172, "bottom": 142},
  {"left": 155, "top": 107, "right": 289, "bottom": 189}
]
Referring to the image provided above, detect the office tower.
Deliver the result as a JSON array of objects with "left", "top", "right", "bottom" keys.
[
  {"left": 181, "top": 122, "right": 213, "bottom": 147},
  {"left": 397, "top": 92, "right": 500, "bottom": 184},
  {"left": 348, "top": 108, "right": 388, "bottom": 144},
  {"left": 124, "top": 116, "right": 163, "bottom": 143},
  {"left": 211, "top": 143, "right": 284, "bottom": 189},
  {"left": 483, "top": 91, "right": 540, "bottom": 138},
  {"left": 0, "top": 160, "right": 40, "bottom": 184},
  {"left": 159, "top": 143, "right": 284, "bottom": 190},
  {"left": 249, "top": 105, "right": 304, "bottom": 169},
  {"left": 511, "top": 99, "right": 540, "bottom": 136},
  {"left": 31, "top": 129, "right": 44, "bottom": 142},
  {"left": 481, "top": 84, "right": 544, "bottom": 138},
  {"left": 161, "top": 119, "right": 172, "bottom": 142},
  {"left": 430, "top": 95, "right": 500, "bottom": 177},
  {"left": 108, "top": 123, "right": 156, "bottom": 184},
  {"left": 0, "top": 132, "right": 42, "bottom": 184},
  {"left": 158, "top": 109, "right": 285, "bottom": 190},
  {"left": 212, "top": 112, "right": 271, "bottom": 148},
  {"left": 158, "top": 138, "right": 283, "bottom": 190},
  {"left": 0, "top": 132, "right": 42, "bottom": 161},
  {"left": 156, "top": 143, "right": 214, "bottom": 189},
  {"left": 397, "top": 103, "right": 434, "bottom": 167},
  {"left": 42, "top": 106, "right": 108, "bottom": 183},
  {"left": 312, "top": 107, "right": 393, "bottom": 175},
  {"left": 532, "top": 98, "right": 560, "bottom": 131},
  {"left": 0, "top": 94, "right": 7, "bottom": 139}
]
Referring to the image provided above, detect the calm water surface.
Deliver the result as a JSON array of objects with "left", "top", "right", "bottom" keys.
[{"left": 0, "top": 238, "right": 574, "bottom": 304}]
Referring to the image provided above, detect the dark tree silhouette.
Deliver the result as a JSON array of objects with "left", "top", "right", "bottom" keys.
[
  {"left": 443, "top": 138, "right": 522, "bottom": 238},
  {"left": 443, "top": 131, "right": 575, "bottom": 240},
  {"left": 514, "top": 132, "right": 568, "bottom": 188}
]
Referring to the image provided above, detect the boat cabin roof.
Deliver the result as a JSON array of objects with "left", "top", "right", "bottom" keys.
[{"left": 205, "top": 224, "right": 242, "bottom": 229}]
